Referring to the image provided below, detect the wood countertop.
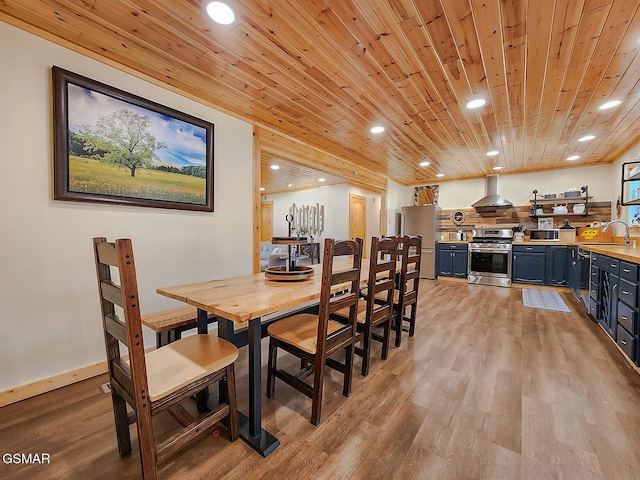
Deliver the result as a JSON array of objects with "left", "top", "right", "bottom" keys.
[
  {"left": 512, "top": 241, "right": 572, "bottom": 246},
  {"left": 577, "top": 244, "right": 640, "bottom": 263}
]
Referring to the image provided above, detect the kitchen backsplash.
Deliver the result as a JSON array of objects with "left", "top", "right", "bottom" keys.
[{"left": 438, "top": 201, "right": 612, "bottom": 234}]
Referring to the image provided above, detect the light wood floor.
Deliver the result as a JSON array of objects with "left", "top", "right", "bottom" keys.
[{"left": 2, "top": 279, "right": 640, "bottom": 479}]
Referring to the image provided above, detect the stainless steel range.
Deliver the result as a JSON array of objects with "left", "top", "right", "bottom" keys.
[{"left": 468, "top": 228, "right": 513, "bottom": 287}]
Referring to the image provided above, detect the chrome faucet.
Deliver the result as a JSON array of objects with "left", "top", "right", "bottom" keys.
[{"left": 603, "top": 220, "right": 630, "bottom": 245}]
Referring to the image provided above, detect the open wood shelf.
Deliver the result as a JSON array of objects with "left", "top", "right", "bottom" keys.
[{"left": 529, "top": 196, "right": 591, "bottom": 204}]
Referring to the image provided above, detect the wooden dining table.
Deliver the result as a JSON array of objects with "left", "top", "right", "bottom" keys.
[{"left": 156, "top": 257, "right": 370, "bottom": 456}]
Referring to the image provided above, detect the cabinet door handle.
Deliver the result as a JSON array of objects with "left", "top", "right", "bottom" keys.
[
  {"left": 622, "top": 290, "right": 630, "bottom": 295},
  {"left": 621, "top": 339, "right": 627, "bottom": 345},
  {"left": 622, "top": 316, "right": 629, "bottom": 320}
]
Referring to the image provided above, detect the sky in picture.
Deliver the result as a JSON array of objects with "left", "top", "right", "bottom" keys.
[{"left": 67, "top": 83, "right": 207, "bottom": 167}]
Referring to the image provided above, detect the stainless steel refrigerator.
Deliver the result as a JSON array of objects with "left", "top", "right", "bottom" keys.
[{"left": 401, "top": 205, "right": 441, "bottom": 279}]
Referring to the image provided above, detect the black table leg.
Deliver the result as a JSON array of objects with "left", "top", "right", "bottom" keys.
[
  {"left": 196, "top": 308, "right": 210, "bottom": 413},
  {"left": 236, "top": 317, "right": 280, "bottom": 456}
]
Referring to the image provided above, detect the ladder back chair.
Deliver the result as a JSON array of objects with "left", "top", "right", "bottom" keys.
[
  {"left": 334, "top": 236, "right": 398, "bottom": 376},
  {"left": 266, "top": 238, "right": 363, "bottom": 425},
  {"left": 393, "top": 235, "right": 423, "bottom": 346},
  {"left": 93, "top": 237, "right": 239, "bottom": 480}
]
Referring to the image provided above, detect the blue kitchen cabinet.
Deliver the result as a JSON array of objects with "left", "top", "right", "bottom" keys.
[
  {"left": 512, "top": 245, "right": 545, "bottom": 284},
  {"left": 617, "top": 260, "right": 639, "bottom": 364},
  {"left": 438, "top": 243, "right": 468, "bottom": 278},
  {"left": 546, "top": 246, "right": 568, "bottom": 286}
]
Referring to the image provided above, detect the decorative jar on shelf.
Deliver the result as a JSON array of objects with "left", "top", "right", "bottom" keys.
[{"left": 572, "top": 203, "right": 585, "bottom": 214}]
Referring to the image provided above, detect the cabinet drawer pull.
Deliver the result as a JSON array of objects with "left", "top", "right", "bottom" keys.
[
  {"left": 622, "top": 290, "right": 631, "bottom": 295},
  {"left": 622, "top": 316, "right": 629, "bottom": 320},
  {"left": 623, "top": 268, "right": 631, "bottom": 273},
  {"left": 526, "top": 247, "right": 533, "bottom": 250},
  {"left": 621, "top": 340, "right": 628, "bottom": 345},
  {"left": 611, "top": 263, "right": 618, "bottom": 268}
]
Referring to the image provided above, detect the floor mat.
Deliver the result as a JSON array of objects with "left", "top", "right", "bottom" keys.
[{"left": 522, "top": 289, "right": 571, "bottom": 313}]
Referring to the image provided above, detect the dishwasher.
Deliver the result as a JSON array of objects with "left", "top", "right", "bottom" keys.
[{"left": 574, "top": 248, "right": 592, "bottom": 313}]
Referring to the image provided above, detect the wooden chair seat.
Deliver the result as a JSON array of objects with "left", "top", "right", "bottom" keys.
[
  {"left": 267, "top": 313, "right": 351, "bottom": 354},
  {"left": 335, "top": 299, "right": 368, "bottom": 324},
  {"left": 143, "top": 335, "right": 238, "bottom": 402},
  {"left": 373, "top": 289, "right": 400, "bottom": 305}
]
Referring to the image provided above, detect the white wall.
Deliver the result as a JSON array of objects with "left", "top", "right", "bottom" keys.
[
  {"left": 386, "top": 179, "right": 409, "bottom": 235},
  {"left": 434, "top": 165, "right": 614, "bottom": 210},
  {"left": 0, "top": 22, "right": 253, "bottom": 392}
]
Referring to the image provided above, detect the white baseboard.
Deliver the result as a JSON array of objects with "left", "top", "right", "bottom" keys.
[{"left": 0, "top": 361, "right": 108, "bottom": 408}]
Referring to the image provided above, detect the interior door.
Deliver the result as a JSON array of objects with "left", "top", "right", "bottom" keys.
[
  {"left": 349, "top": 194, "right": 367, "bottom": 256},
  {"left": 260, "top": 201, "right": 273, "bottom": 242}
]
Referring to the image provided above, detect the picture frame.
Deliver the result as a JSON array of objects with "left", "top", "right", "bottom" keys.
[
  {"left": 538, "top": 218, "right": 554, "bottom": 230},
  {"left": 413, "top": 185, "right": 439, "bottom": 205},
  {"left": 52, "top": 66, "right": 214, "bottom": 212}
]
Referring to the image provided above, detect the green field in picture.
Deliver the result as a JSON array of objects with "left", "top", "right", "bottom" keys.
[{"left": 68, "top": 156, "right": 206, "bottom": 204}]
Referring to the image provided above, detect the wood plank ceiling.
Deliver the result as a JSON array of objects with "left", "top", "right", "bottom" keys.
[{"left": 2, "top": 0, "right": 640, "bottom": 193}]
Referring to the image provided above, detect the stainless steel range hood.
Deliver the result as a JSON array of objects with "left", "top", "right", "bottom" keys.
[{"left": 472, "top": 175, "right": 512, "bottom": 212}]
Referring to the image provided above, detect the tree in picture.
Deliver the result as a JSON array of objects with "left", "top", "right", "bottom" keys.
[{"left": 79, "top": 108, "right": 167, "bottom": 178}]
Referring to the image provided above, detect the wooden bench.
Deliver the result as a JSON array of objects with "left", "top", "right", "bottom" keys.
[{"left": 141, "top": 306, "right": 217, "bottom": 348}]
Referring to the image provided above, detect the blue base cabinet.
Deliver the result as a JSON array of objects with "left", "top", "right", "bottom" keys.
[
  {"left": 438, "top": 243, "right": 468, "bottom": 278},
  {"left": 590, "top": 253, "right": 639, "bottom": 366},
  {"left": 512, "top": 245, "right": 546, "bottom": 284},
  {"left": 546, "top": 246, "right": 568, "bottom": 286},
  {"left": 512, "top": 245, "right": 568, "bottom": 286},
  {"left": 617, "top": 260, "right": 639, "bottom": 364}
]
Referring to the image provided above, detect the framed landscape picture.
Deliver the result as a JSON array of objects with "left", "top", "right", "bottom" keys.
[{"left": 52, "top": 66, "right": 214, "bottom": 212}]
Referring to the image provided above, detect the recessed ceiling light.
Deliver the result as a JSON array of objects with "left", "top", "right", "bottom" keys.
[
  {"left": 270, "top": 164, "right": 280, "bottom": 170},
  {"left": 318, "top": 178, "right": 326, "bottom": 182},
  {"left": 578, "top": 135, "right": 596, "bottom": 142},
  {"left": 287, "top": 183, "right": 293, "bottom": 187},
  {"left": 492, "top": 166, "right": 503, "bottom": 170},
  {"left": 436, "top": 173, "right": 444, "bottom": 178},
  {"left": 466, "top": 98, "right": 486, "bottom": 109},
  {"left": 206, "top": 2, "right": 235, "bottom": 25},
  {"left": 599, "top": 100, "right": 621, "bottom": 110},
  {"left": 567, "top": 155, "right": 580, "bottom": 161},
  {"left": 486, "top": 150, "right": 499, "bottom": 156},
  {"left": 420, "top": 161, "right": 430, "bottom": 167},
  {"left": 370, "top": 126, "right": 385, "bottom": 134},
  {"left": 259, "top": 187, "right": 265, "bottom": 191}
]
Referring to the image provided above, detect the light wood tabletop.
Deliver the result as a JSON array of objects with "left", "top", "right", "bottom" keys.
[{"left": 156, "top": 257, "right": 369, "bottom": 323}]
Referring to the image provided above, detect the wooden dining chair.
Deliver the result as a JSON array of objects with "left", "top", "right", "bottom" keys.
[
  {"left": 392, "top": 235, "right": 423, "bottom": 346},
  {"left": 333, "top": 236, "right": 398, "bottom": 376},
  {"left": 93, "top": 237, "right": 239, "bottom": 480},
  {"left": 265, "top": 238, "right": 362, "bottom": 425}
]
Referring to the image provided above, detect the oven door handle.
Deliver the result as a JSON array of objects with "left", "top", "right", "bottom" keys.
[{"left": 470, "top": 248, "right": 512, "bottom": 254}]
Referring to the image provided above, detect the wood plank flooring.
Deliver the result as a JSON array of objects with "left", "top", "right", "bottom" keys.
[{"left": 2, "top": 279, "right": 640, "bottom": 479}]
